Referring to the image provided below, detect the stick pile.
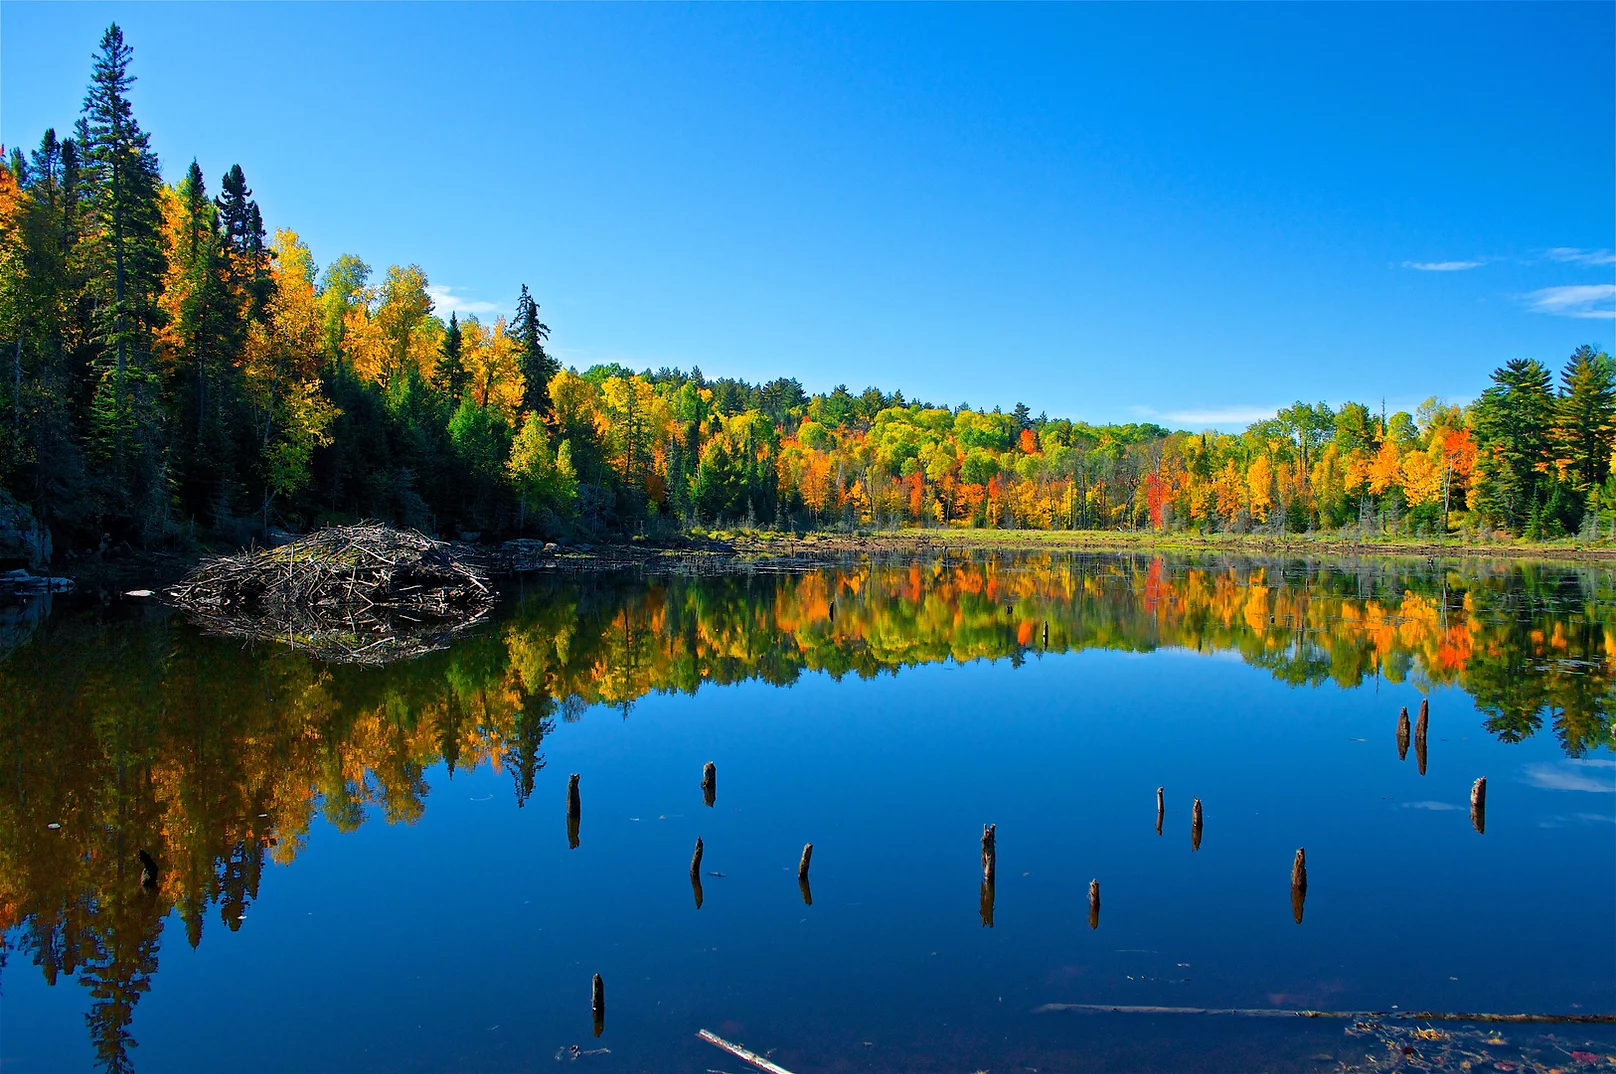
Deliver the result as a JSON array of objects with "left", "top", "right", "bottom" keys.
[{"left": 166, "top": 524, "right": 494, "bottom": 664}]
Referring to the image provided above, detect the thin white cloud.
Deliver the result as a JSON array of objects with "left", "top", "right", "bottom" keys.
[
  {"left": 1525, "top": 284, "right": 1616, "bottom": 320},
  {"left": 1160, "top": 405, "right": 1283, "bottom": 428},
  {"left": 1545, "top": 247, "right": 1616, "bottom": 266},
  {"left": 427, "top": 285, "right": 499, "bottom": 316},
  {"left": 1402, "top": 260, "right": 1484, "bottom": 272},
  {"left": 1521, "top": 759, "right": 1616, "bottom": 793}
]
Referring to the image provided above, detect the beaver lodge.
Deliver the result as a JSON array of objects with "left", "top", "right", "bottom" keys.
[{"left": 166, "top": 524, "right": 494, "bottom": 665}]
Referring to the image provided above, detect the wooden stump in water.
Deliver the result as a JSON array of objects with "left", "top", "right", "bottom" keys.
[
  {"left": 591, "top": 973, "right": 605, "bottom": 1037},
  {"left": 1191, "top": 798, "right": 1203, "bottom": 851},
  {"left": 1088, "top": 879, "right": 1100, "bottom": 930},
  {"left": 981, "top": 823, "right": 997, "bottom": 883},
  {"left": 702, "top": 761, "right": 716, "bottom": 808},
  {"left": 1397, "top": 707, "right": 1411, "bottom": 761},
  {"left": 799, "top": 875, "right": 813, "bottom": 906},
  {"left": 567, "top": 773, "right": 581, "bottom": 849},
  {"left": 1471, "top": 777, "right": 1487, "bottom": 834},
  {"left": 979, "top": 878, "right": 995, "bottom": 928},
  {"left": 1415, "top": 698, "right": 1429, "bottom": 740},
  {"left": 798, "top": 842, "right": 813, "bottom": 883},
  {"left": 690, "top": 837, "right": 704, "bottom": 880},
  {"left": 1156, "top": 787, "right": 1164, "bottom": 836},
  {"left": 1291, "top": 848, "right": 1307, "bottom": 924}
]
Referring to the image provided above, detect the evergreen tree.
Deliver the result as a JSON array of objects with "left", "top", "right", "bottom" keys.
[
  {"left": 1471, "top": 358, "right": 1556, "bottom": 531},
  {"left": 510, "top": 284, "right": 556, "bottom": 414},
  {"left": 216, "top": 164, "right": 269, "bottom": 318},
  {"left": 80, "top": 23, "right": 169, "bottom": 532},
  {"left": 1556, "top": 345, "right": 1615, "bottom": 494},
  {"left": 435, "top": 310, "right": 467, "bottom": 398}
]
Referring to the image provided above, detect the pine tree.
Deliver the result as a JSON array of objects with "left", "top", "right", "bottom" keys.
[
  {"left": 435, "top": 311, "right": 467, "bottom": 398},
  {"left": 80, "top": 23, "right": 168, "bottom": 531},
  {"left": 217, "top": 164, "right": 269, "bottom": 319},
  {"left": 1471, "top": 358, "right": 1556, "bottom": 532},
  {"left": 1556, "top": 345, "right": 1615, "bottom": 494},
  {"left": 511, "top": 284, "right": 556, "bottom": 414}
]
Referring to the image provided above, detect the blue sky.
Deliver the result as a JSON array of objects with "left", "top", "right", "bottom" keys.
[{"left": 3, "top": 3, "right": 1612, "bottom": 428}]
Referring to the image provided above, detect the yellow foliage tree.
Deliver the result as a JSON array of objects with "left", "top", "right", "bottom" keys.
[
  {"left": 1368, "top": 437, "right": 1402, "bottom": 495},
  {"left": 461, "top": 316, "right": 525, "bottom": 422}
]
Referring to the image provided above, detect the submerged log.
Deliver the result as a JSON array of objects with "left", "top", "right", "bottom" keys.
[
  {"left": 697, "top": 1029, "right": 798, "bottom": 1074},
  {"left": 702, "top": 761, "right": 716, "bottom": 808},
  {"left": 1471, "top": 777, "right": 1487, "bottom": 834},
  {"left": 1396, "top": 707, "right": 1411, "bottom": 760}
]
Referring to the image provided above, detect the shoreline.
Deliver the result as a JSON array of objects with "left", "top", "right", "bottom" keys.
[{"left": 20, "top": 525, "right": 1615, "bottom": 600}]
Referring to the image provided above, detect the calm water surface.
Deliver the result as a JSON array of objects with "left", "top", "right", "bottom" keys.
[{"left": 3, "top": 552, "right": 1614, "bottom": 1072}]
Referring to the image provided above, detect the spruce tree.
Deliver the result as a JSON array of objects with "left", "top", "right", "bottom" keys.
[
  {"left": 217, "top": 164, "right": 269, "bottom": 318},
  {"left": 1471, "top": 358, "right": 1556, "bottom": 531},
  {"left": 436, "top": 311, "right": 467, "bottom": 399},
  {"left": 80, "top": 23, "right": 168, "bottom": 530},
  {"left": 511, "top": 284, "right": 556, "bottom": 414},
  {"left": 1556, "top": 345, "right": 1615, "bottom": 493}
]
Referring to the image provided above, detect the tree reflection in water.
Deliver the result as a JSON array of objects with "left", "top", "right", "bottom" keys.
[{"left": 1, "top": 551, "right": 1611, "bottom": 1070}]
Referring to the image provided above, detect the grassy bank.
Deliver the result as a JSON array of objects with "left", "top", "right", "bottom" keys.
[{"left": 693, "top": 527, "right": 1616, "bottom": 564}]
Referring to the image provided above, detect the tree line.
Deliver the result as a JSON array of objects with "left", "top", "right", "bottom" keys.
[{"left": 3, "top": 26, "right": 1613, "bottom": 555}]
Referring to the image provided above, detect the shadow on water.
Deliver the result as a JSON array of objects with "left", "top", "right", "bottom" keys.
[{"left": 1, "top": 550, "right": 1612, "bottom": 1071}]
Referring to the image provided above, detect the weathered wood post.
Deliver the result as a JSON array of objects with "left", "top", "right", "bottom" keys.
[
  {"left": 1088, "top": 879, "right": 1100, "bottom": 930},
  {"left": 798, "top": 843, "right": 813, "bottom": 883},
  {"left": 567, "top": 773, "right": 581, "bottom": 849},
  {"left": 1396, "top": 707, "right": 1411, "bottom": 761},
  {"left": 691, "top": 837, "right": 705, "bottom": 907},
  {"left": 1156, "top": 787, "right": 1164, "bottom": 836},
  {"left": 1191, "top": 798, "right": 1203, "bottom": 851},
  {"left": 591, "top": 973, "right": 605, "bottom": 1037},
  {"left": 1471, "top": 777, "right": 1486, "bottom": 834},
  {"left": 702, "top": 761, "right": 716, "bottom": 808},
  {"left": 1291, "top": 848, "right": 1307, "bottom": 924},
  {"left": 981, "top": 823, "right": 996, "bottom": 883}
]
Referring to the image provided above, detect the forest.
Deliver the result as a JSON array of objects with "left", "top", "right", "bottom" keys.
[{"left": 3, "top": 26, "right": 1614, "bottom": 558}]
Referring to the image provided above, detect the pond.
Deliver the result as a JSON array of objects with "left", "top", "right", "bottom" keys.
[{"left": 3, "top": 551, "right": 1613, "bottom": 1073}]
